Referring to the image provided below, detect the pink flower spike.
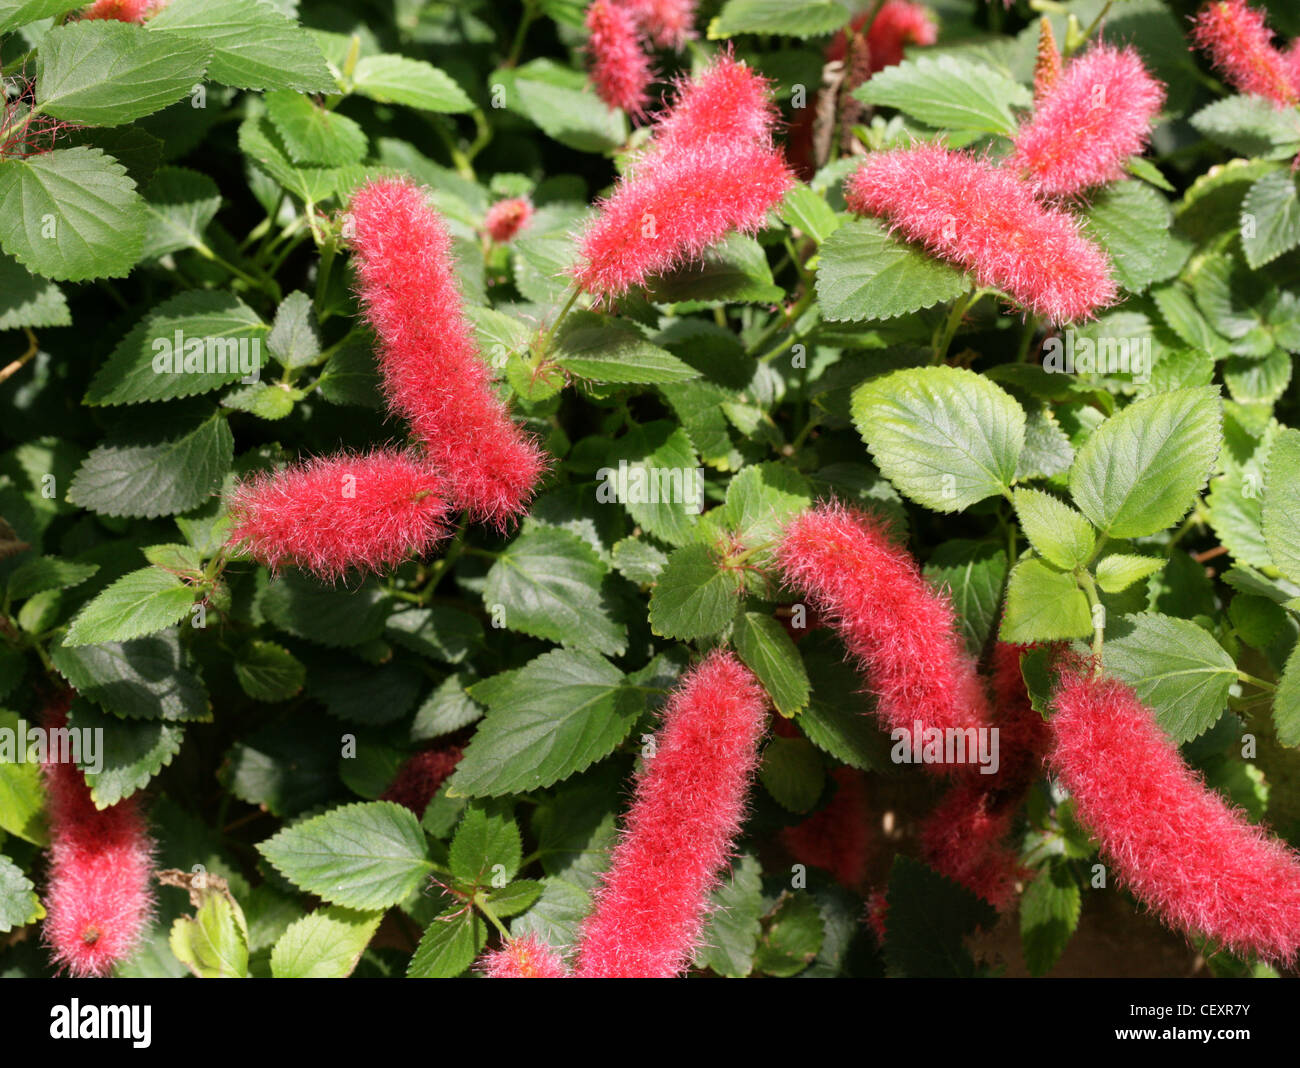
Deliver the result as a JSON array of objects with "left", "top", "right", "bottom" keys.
[
  {"left": 845, "top": 145, "right": 1117, "bottom": 323},
  {"left": 586, "top": 0, "right": 653, "bottom": 117},
  {"left": 776, "top": 502, "right": 993, "bottom": 757},
  {"left": 779, "top": 766, "right": 872, "bottom": 888},
  {"left": 80, "top": 0, "right": 157, "bottom": 20},
  {"left": 920, "top": 780, "right": 1021, "bottom": 909},
  {"left": 483, "top": 197, "right": 534, "bottom": 243},
  {"left": 574, "top": 142, "right": 794, "bottom": 298},
  {"left": 348, "top": 178, "right": 548, "bottom": 527},
  {"left": 647, "top": 52, "right": 781, "bottom": 155},
  {"left": 1051, "top": 669, "right": 1300, "bottom": 963},
  {"left": 621, "top": 0, "right": 697, "bottom": 51},
  {"left": 574, "top": 651, "right": 768, "bottom": 978},
  {"left": 866, "top": 0, "right": 939, "bottom": 73},
  {"left": 1191, "top": 0, "right": 1298, "bottom": 107},
  {"left": 1013, "top": 45, "right": 1165, "bottom": 196},
  {"left": 478, "top": 934, "right": 569, "bottom": 978},
  {"left": 226, "top": 450, "right": 452, "bottom": 581},
  {"left": 41, "top": 697, "right": 155, "bottom": 978}
]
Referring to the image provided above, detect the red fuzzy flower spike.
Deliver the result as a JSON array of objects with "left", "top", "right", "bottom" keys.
[
  {"left": 865, "top": 0, "right": 938, "bottom": 72},
  {"left": 227, "top": 450, "right": 452, "bottom": 581},
  {"left": 574, "top": 651, "right": 768, "bottom": 978},
  {"left": 622, "top": 0, "right": 697, "bottom": 51},
  {"left": 1051, "top": 669, "right": 1300, "bottom": 963},
  {"left": 478, "top": 934, "right": 569, "bottom": 978},
  {"left": 920, "top": 781, "right": 1021, "bottom": 909},
  {"left": 380, "top": 746, "right": 463, "bottom": 815},
  {"left": 80, "top": 0, "right": 156, "bottom": 20},
  {"left": 586, "top": 0, "right": 653, "bottom": 118},
  {"left": 780, "top": 766, "right": 873, "bottom": 889},
  {"left": 776, "top": 502, "right": 993, "bottom": 755},
  {"left": 1013, "top": 45, "right": 1165, "bottom": 196},
  {"left": 348, "top": 178, "right": 547, "bottom": 527},
  {"left": 647, "top": 53, "right": 782, "bottom": 156},
  {"left": 483, "top": 197, "right": 534, "bottom": 244},
  {"left": 41, "top": 698, "right": 154, "bottom": 978},
  {"left": 988, "top": 642, "right": 1052, "bottom": 796},
  {"left": 1191, "top": 0, "right": 1298, "bottom": 107},
  {"left": 844, "top": 145, "right": 1117, "bottom": 323}
]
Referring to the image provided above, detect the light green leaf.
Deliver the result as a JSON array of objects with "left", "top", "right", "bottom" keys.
[
  {"left": 923, "top": 541, "right": 1009, "bottom": 657},
  {"left": 694, "top": 854, "right": 763, "bottom": 977},
  {"left": 1264, "top": 428, "right": 1300, "bottom": 584},
  {"left": 6, "top": 556, "right": 97, "bottom": 602},
  {"left": 266, "top": 290, "right": 321, "bottom": 368},
  {"left": 1274, "top": 641, "right": 1300, "bottom": 748},
  {"left": 64, "top": 567, "right": 196, "bottom": 647},
  {"left": 264, "top": 90, "right": 367, "bottom": 166},
  {"left": 734, "top": 611, "right": 810, "bottom": 716},
  {"left": 1095, "top": 553, "right": 1166, "bottom": 594},
  {"left": 0, "top": 251, "right": 69, "bottom": 330},
  {"left": 238, "top": 116, "right": 338, "bottom": 204},
  {"left": 168, "top": 884, "right": 249, "bottom": 979},
  {"left": 351, "top": 54, "right": 472, "bottom": 113},
  {"left": 1020, "top": 861, "right": 1080, "bottom": 977},
  {"left": 1241, "top": 171, "right": 1300, "bottom": 269},
  {"left": 1012, "top": 488, "right": 1096, "bottom": 571},
  {"left": 1190, "top": 95, "right": 1300, "bottom": 161},
  {"left": 270, "top": 906, "right": 382, "bottom": 979},
  {"left": 710, "top": 0, "right": 849, "bottom": 38},
  {"left": 449, "top": 802, "right": 522, "bottom": 886},
  {"left": 855, "top": 54, "right": 1033, "bottom": 135},
  {"left": 552, "top": 314, "right": 699, "bottom": 384},
  {"left": 407, "top": 906, "right": 486, "bottom": 978},
  {"left": 0, "top": 1, "right": 81, "bottom": 34},
  {"left": 492, "top": 59, "right": 623, "bottom": 152},
  {"left": 602, "top": 421, "right": 701, "bottom": 547},
  {"left": 999, "top": 558, "right": 1092, "bottom": 644},
  {"left": 1082, "top": 180, "right": 1177, "bottom": 294},
  {"left": 779, "top": 184, "right": 840, "bottom": 243},
  {"left": 0, "top": 710, "right": 47, "bottom": 845},
  {"left": 649, "top": 543, "right": 743, "bottom": 641},
  {"left": 140, "top": 166, "right": 222, "bottom": 260},
  {"left": 0, "top": 855, "right": 42, "bottom": 933}
]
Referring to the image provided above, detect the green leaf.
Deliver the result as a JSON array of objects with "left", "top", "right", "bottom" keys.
[
  {"left": 1264, "top": 428, "right": 1300, "bottom": 584},
  {"left": 493, "top": 59, "right": 624, "bottom": 152},
  {"left": 0, "top": 855, "right": 42, "bottom": 933},
  {"left": 450, "top": 649, "right": 642, "bottom": 797},
  {"left": 1012, "top": 488, "right": 1096, "bottom": 571},
  {"left": 649, "top": 543, "right": 743, "bottom": 641},
  {"left": 238, "top": 116, "right": 338, "bottom": 204},
  {"left": 1191, "top": 95, "right": 1300, "bottom": 161},
  {"left": 0, "top": 252, "right": 69, "bottom": 330},
  {"left": 610, "top": 536, "right": 668, "bottom": 586},
  {"left": 759, "top": 735, "right": 824, "bottom": 814},
  {"left": 1095, "top": 553, "right": 1166, "bottom": 594},
  {"left": 753, "top": 893, "right": 824, "bottom": 977},
  {"left": 816, "top": 218, "right": 969, "bottom": 322},
  {"left": 852, "top": 365, "right": 1025, "bottom": 512},
  {"left": 66, "top": 699, "right": 185, "bottom": 805},
  {"left": 6, "top": 556, "right": 97, "bottom": 602},
  {"left": 798, "top": 634, "right": 893, "bottom": 772},
  {"left": 710, "top": 0, "right": 849, "bottom": 38},
  {"left": 67, "top": 415, "right": 233, "bottom": 519},
  {"left": 140, "top": 166, "right": 222, "bottom": 261},
  {"left": 482, "top": 526, "right": 626, "bottom": 656},
  {"left": 1104, "top": 614, "right": 1238, "bottom": 743},
  {"left": 0, "top": 147, "right": 145, "bottom": 282},
  {"left": 50, "top": 631, "right": 210, "bottom": 722},
  {"left": 266, "top": 290, "right": 321, "bottom": 369},
  {"left": 734, "top": 611, "right": 810, "bottom": 716},
  {"left": 270, "top": 906, "right": 382, "bottom": 979},
  {"left": 1020, "top": 861, "right": 1080, "bottom": 977},
  {"left": 351, "top": 54, "right": 472, "bottom": 113},
  {"left": 999, "top": 558, "right": 1093, "bottom": 644},
  {"left": 719, "top": 462, "right": 814, "bottom": 556},
  {"left": 855, "top": 54, "right": 1033, "bottom": 135},
  {"left": 37, "top": 20, "right": 211, "bottom": 127},
  {"left": 603, "top": 422, "right": 701, "bottom": 547},
  {"left": 0, "top": 711, "right": 47, "bottom": 845},
  {"left": 1241, "top": 171, "right": 1300, "bottom": 269},
  {"left": 694, "top": 853, "right": 763, "bottom": 977},
  {"left": 260, "top": 572, "right": 387, "bottom": 648},
  {"left": 168, "top": 884, "right": 249, "bottom": 979},
  {"left": 483, "top": 880, "right": 544, "bottom": 919},
  {"left": 387, "top": 606, "right": 483, "bottom": 665},
  {"left": 552, "top": 314, "right": 699, "bottom": 384},
  {"left": 407, "top": 906, "right": 486, "bottom": 978},
  {"left": 64, "top": 567, "right": 196, "bottom": 647},
  {"left": 923, "top": 541, "right": 1009, "bottom": 657},
  {"left": 883, "top": 855, "right": 996, "bottom": 977},
  {"left": 233, "top": 641, "right": 305, "bottom": 702},
  {"left": 779, "top": 185, "right": 840, "bottom": 244},
  {"left": 1081, "top": 181, "right": 1177, "bottom": 294},
  {"left": 646, "top": 234, "right": 784, "bottom": 306},
  {"left": 1068, "top": 387, "right": 1221, "bottom": 539},
  {"left": 148, "top": 0, "right": 334, "bottom": 93},
  {"left": 257, "top": 801, "right": 433, "bottom": 911},
  {"left": 264, "top": 90, "right": 366, "bottom": 166},
  {"left": 0, "top": 1, "right": 80, "bottom": 34},
  {"left": 1151, "top": 283, "right": 1231, "bottom": 360},
  {"left": 449, "top": 802, "right": 522, "bottom": 887},
  {"left": 1274, "top": 641, "right": 1300, "bottom": 748}
]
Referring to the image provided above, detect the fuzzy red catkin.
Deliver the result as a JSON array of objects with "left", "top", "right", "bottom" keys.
[
  {"left": 348, "top": 178, "right": 547, "bottom": 527},
  {"left": 780, "top": 766, "right": 872, "bottom": 889},
  {"left": 1051, "top": 669, "right": 1300, "bottom": 963},
  {"left": 920, "top": 780, "right": 1021, "bottom": 909},
  {"left": 776, "top": 502, "right": 993, "bottom": 754},
  {"left": 80, "top": 0, "right": 156, "bottom": 20},
  {"left": 478, "top": 934, "right": 569, "bottom": 978},
  {"left": 644, "top": 52, "right": 782, "bottom": 157},
  {"left": 41, "top": 698, "right": 155, "bottom": 978},
  {"left": 483, "top": 197, "right": 534, "bottom": 244},
  {"left": 227, "top": 450, "right": 452, "bottom": 581},
  {"left": 845, "top": 145, "right": 1117, "bottom": 323},
  {"left": 987, "top": 642, "right": 1052, "bottom": 797},
  {"left": 586, "top": 0, "right": 653, "bottom": 117},
  {"left": 1012, "top": 45, "right": 1165, "bottom": 196},
  {"left": 864, "top": 0, "right": 938, "bottom": 72},
  {"left": 1191, "top": 0, "right": 1298, "bottom": 108},
  {"left": 621, "top": 0, "right": 697, "bottom": 51},
  {"left": 574, "top": 651, "right": 768, "bottom": 978},
  {"left": 379, "top": 745, "right": 463, "bottom": 816}
]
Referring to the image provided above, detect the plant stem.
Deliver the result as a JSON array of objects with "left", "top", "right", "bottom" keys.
[
  {"left": 1238, "top": 672, "right": 1276, "bottom": 693},
  {"left": 1077, "top": 568, "right": 1105, "bottom": 672},
  {"left": 536, "top": 284, "right": 583, "bottom": 357},
  {"left": 0, "top": 328, "right": 38, "bottom": 384},
  {"left": 504, "top": 1, "right": 537, "bottom": 68},
  {"left": 932, "top": 288, "right": 982, "bottom": 362},
  {"left": 474, "top": 893, "right": 511, "bottom": 939},
  {"left": 747, "top": 285, "right": 815, "bottom": 357}
]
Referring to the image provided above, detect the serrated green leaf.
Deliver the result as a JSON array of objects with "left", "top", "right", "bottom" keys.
[
  {"left": 1012, "top": 488, "right": 1096, "bottom": 571},
  {"left": 646, "top": 234, "right": 784, "bottom": 306},
  {"left": 552, "top": 314, "right": 699, "bottom": 384},
  {"left": 779, "top": 184, "right": 840, "bottom": 244},
  {"left": 602, "top": 421, "right": 701, "bottom": 547},
  {"left": 64, "top": 567, "right": 196, "bottom": 647},
  {"left": 0, "top": 252, "right": 69, "bottom": 330},
  {"left": 258, "top": 801, "right": 433, "bottom": 911},
  {"left": 649, "top": 543, "right": 743, "bottom": 641},
  {"left": 494, "top": 59, "right": 625, "bottom": 152},
  {"left": 999, "top": 558, "right": 1092, "bottom": 644},
  {"left": 50, "top": 631, "right": 210, "bottom": 722},
  {"left": 0, "top": 855, "right": 42, "bottom": 933},
  {"left": 234, "top": 640, "right": 305, "bottom": 702},
  {"left": 710, "top": 0, "right": 849, "bottom": 38},
  {"left": 1264, "top": 428, "right": 1300, "bottom": 584},
  {"left": 1095, "top": 553, "right": 1166, "bottom": 594},
  {"left": 853, "top": 365, "right": 1024, "bottom": 512},
  {"left": 694, "top": 853, "right": 763, "bottom": 977},
  {"left": 0, "top": 0, "right": 80, "bottom": 34},
  {"left": 238, "top": 116, "right": 338, "bottom": 203},
  {"left": 1081, "top": 180, "right": 1177, "bottom": 294},
  {"left": 169, "top": 886, "right": 249, "bottom": 979},
  {"left": 610, "top": 536, "right": 668, "bottom": 586},
  {"left": 67, "top": 699, "right": 185, "bottom": 805},
  {"left": 856, "top": 54, "right": 1032, "bottom": 135},
  {"left": 1275, "top": 640, "right": 1300, "bottom": 748},
  {"left": 264, "top": 90, "right": 366, "bottom": 166},
  {"left": 734, "top": 611, "right": 810, "bottom": 716},
  {"left": 260, "top": 572, "right": 387, "bottom": 648},
  {"left": 449, "top": 802, "right": 521, "bottom": 887},
  {"left": 6, "top": 556, "right": 97, "bottom": 602},
  {"left": 753, "top": 893, "right": 824, "bottom": 977},
  {"left": 407, "top": 906, "right": 486, "bottom": 978},
  {"left": 270, "top": 906, "right": 382, "bottom": 979},
  {"left": 140, "top": 166, "right": 222, "bottom": 261},
  {"left": 1191, "top": 95, "right": 1300, "bottom": 160},
  {"left": 0, "top": 710, "right": 47, "bottom": 846},
  {"left": 483, "top": 880, "right": 544, "bottom": 919},
  {"left": 1020, "top": 862, "right": 1080, "bottom": 977},
  {"left": 266, "top": 290, "right": 321, "bottom": 369},
  {"left": 923, "top": 540, "right": 1009, "bottom": 657},
  {"left": 351, "top": 54, "right": 472, "bottom": 113},
  {"left": 1242, "top": 170, "right": 1300, "bottom": 269}
]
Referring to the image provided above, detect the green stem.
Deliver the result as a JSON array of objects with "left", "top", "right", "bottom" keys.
[
  {"left": 1077, "top": 569, "right": 1105, "bottom": 672},
  {"left": 1238, "top": 672, "right": 1277, "bottom": 693},
  {"left": 536, "top": 285, "right": 582, "bottom": 357},
  {"left": 194, "top": 241, "right": 279, "bottom": 299},
  {"left": 474, "top": 893, "right": 511, "bottom": 940},
  {"left": 747, "top": 286, "right": 815, "bottom": 357},
  {"left": 504, "top": 2, "right": 537, "bottom": 68},
  {"left": 1074, "top": 0, "right": 1114, "bottom": 54},
  {"left": 932, "top": 288, "right": 982, "bottom": 363}
]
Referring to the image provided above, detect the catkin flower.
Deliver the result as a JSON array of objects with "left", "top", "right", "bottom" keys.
[
  {"left": 1051, "top": 669, "right": 1300, "bottom": 963},
  {"left": 845, "top": 145, "right": 1117, "bottom": 322},
  {"left": 227, "top": 450, "right": 452, "bottom": 580},
  {"left": 80, "top": 0, "right": 157, "bottom": 20},
  {"left": 622, "top": 0, "right": 697, "bottom": 51},
  {"left": 380, "top": 745, "right": 463, "bottom": 815},
  {"left": 920, "top": 780, "right": 1021, "bottom": 909},
  {"left": 483, "top": 197, "right": 534, "bottom": 244},
  {"left": 776, "top": 502, "right": 993, "bottom": 754},
  {"left": 864, "top": 0, "right": 938, "bottom": 72},
  {"left": 988, "top": 642, "right": 1052, "bottom": 796},
  {"left": 779, "top": 766, "right": 872, "bottom": 889},
  {"left": 586, "top": 0, "right": 653, "bottom": 117},
  {"left": 1013, "top": 45, "right": 1165, "bottom": 196},
  {"left": 41, "top": 698, "right": 154, "bottom": 978},
  {"left": 349, "top": 178, "right": 547, "bottom": 527},
  {"left": 1191, "top": 0, "right": 1298, "bottom": 107},
  {"left": 478, "top": 934, "right": 569, "bottom": 978},
  {"left": 646, "top": 53, "right": 781, "bottom": 155},
  {"left": 574, "top": 651, "right": 768, "bottom": 978}
]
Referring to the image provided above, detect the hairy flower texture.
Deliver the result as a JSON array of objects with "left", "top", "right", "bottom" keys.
[
  {"left": 41, "top": 699, "right": 154, "bottom": 977},
  {"left": 622, "top": 0, "right": 697, "bottom": 51},
  {"left": 80, "top": 0, "right": 157, "bottom": 19},
  {"left": 380, "top": 745, "right": 463, "bottom": 815},
  {"left": 780, "top": 767, "right": 872, "bottom": 888},
  {"left": 1191, "top": 0, "right": 1298, "bottom": 107},
  {"left": 227, "top": 451, "right": 451, "bottom": 580},
  {"left": 586, "top": 0, "right": 653, "bottom": 117},
  {"left": 988, "top": 642, "right": 1052, "bottom": 797},
  {"left": 483, "top": 197, "right": 534, "bottom": 243},
  {"left": 920, "top": 781, "right": 1021, "bottom": 909},
  {"left": 574, "top": 651, "right": 768, "bottom": 978},
  {"left": 574, "top": 142, "right": 793, "bottom": 297},
  {"left": 478, "top": 934, "right": 569, "bottom": 978},
  {"left": 1013, "top": 45, "right": 1165, "bottom": 196},
  {"left": 776, "top": 502, "right": 992, "bottom": 755},
  {"left": 647, "top": 53, "right": 782, "bottom": 156},
  {"left": 1051, "top": 670, "right": 1300, "bottom": 962},
  {"left": 865, "top": 0, "right": 938, "bottom": 72},
  {"left": 1287, "top": 39, "right": 1300, "bottom": 95},
  {"left": 1033, "top": 17, "right": 1062, "bottom": 102},
  {"left": 844, "top": 146, "right": 1117, "bottom": 322},
  {"left": 349, "top": 178, "right": 547, "bottom": 526}
]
